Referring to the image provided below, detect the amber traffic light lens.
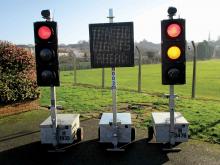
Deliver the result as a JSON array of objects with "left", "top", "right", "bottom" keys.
[
  {"left": 38, "top": 26, "right": 52, "bottom": 40},
  {"left": 167, "top": 46, "right": 181, "bottom": 60},
  {"left": 167, "top": 23, "right": 181, "bottom": 38},
  {"left": 40, "top": 48, "right": 54, "bottom": 62}
]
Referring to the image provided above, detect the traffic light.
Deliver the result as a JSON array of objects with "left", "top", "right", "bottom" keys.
[
  {"left": 161, "top": 19, "right": 185, "bottom": 85},
  {"left": 34, "top": 21, "right": 60, "bottom": 86}
]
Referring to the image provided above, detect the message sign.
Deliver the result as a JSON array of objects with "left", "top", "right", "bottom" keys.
[{"left": 89, "top": 22, "right": 134, "bottom": 68}]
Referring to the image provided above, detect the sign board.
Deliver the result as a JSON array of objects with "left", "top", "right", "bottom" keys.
[{"left": 89, "top": 22, "right": 134, "bottom": 68}]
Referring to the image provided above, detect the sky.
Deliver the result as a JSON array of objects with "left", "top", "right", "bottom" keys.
[{"left": 0, "top": 0, "right": 220, "bottom": 45}]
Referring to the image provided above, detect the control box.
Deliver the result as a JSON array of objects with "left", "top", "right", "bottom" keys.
[
  {"left": 40, "top": 114, "right": 80, "bottom": 144},
  {"left": 151, "top": 112, "right": 189, "bottom": 143},
  {"left": 99, "top": 113, "right": 132, "bottom": 143}
]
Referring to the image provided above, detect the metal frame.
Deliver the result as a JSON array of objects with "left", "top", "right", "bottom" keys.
[
  {"left": 111, "top": 67, "right": 119, "bottom": 149},
  {"left": 169, "top": 85, "right": 175, "bottom": 145},
  {"left": 50, "top": 86, "right": 58, "bottom": 146},
  {"left": 109, "top": 9, "right": 120, "bottom": 151}
]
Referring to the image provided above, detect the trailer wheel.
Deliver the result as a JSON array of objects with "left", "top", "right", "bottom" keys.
[
  {"left": 148, "top": 126, "right": 154, "bottom": 140},
  {"left": 131, "top": 127, "right": 135, "bottom": 141},
  {"left": 77, "top": 127, "right": 83, "bottom": 141},
  {"left": 98, "top": 127, "right": 100, "bottom": 141}
]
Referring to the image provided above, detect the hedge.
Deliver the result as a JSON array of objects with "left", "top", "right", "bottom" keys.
[{"left": 0, "top": 41, "right": 39, "bottom": 105}]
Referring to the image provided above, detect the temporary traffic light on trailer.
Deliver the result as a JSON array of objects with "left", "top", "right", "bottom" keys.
[
  {"left": 35, "top": 10, "right": 83, "bottom": 148},
  {"left": 149, "top": 7, "right": 189, "bottom": 150}
]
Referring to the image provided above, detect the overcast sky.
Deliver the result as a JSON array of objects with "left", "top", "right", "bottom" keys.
[{"left": 0, "top": 0, "right": 219, "bottom": 44}]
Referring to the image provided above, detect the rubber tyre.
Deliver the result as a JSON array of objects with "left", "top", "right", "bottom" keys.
[
  {"left": 77, "top": 127, "right": 83, "bottom": 141},
  {"left": 131, "top": 127, "right": 135, "bottom": 141},
  {"left": 98, "top": 127, "right": 100, "bottom": 141},
  {"left": 148, "top": 126, "right": 154, "bottom": 140}
]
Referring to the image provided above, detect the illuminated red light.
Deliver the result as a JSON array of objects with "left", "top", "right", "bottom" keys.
[
  {"left": 38, "top": 26, "right": 52, "bottom": 40},
  {"left": 167, "top": 23, "right": 181, "bottom": 38}
]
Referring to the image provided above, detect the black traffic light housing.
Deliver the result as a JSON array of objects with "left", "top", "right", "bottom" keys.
[
  {"left": 34, "top": 21, "right": 60, "bottom": 86},
  {"left": 161, "top": 18, "right": 186, "bottom": 85}
]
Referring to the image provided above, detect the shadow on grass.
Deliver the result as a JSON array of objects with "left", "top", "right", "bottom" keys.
[{"left": 0, "top": 139, "right": 169, "bottom": 165}]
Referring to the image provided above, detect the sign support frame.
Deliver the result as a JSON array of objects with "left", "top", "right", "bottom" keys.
[
  {"left": 50, "top": 86, "right": 58, "bottom": 146},
  {"left": 108, "top": 8, "right": 119, "bottom": 149}
]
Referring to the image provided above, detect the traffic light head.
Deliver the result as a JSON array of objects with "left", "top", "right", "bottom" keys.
[
  {"left": 161, "top": 18, "right": 185, "bottom": 85},
  {"left": 34, "top": 21, "right": 60, "bottom": 86}
]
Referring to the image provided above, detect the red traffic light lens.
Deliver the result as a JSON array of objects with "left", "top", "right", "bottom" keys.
[
  {"left": 38, "top": 26, "right": 52, "bottom": 40},
  {"left": 167, "top": 23, "right": 181, "bottom": 38}
]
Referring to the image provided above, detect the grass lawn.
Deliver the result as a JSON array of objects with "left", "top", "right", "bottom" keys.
[{"left": 60, "top": 59, "right": 220, "bottom": 100}]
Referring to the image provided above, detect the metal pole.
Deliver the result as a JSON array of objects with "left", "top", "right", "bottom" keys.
[
  {"left": 45, "top": 13, "right": 58, "bottom": 147},
  {"left": 107, "top": 8, "right": 117, "bottom": 126},
  {"left": 191, "top": 41, "right": 197, "bottom": 99},
  {"left": 107, "top": 8, "right": 118, "bottom": 149},
  {"left": 136, "top": 46, "right": 142, "bottom": 93},
  {"left": 50, "top": 86, "right": 57, "bottom": 146},
  {"left": 112, "top": 67, "right": 117, "bottom": 125},
  {"left": 169, "top": 85, "right": 175, "bottom": 145}
]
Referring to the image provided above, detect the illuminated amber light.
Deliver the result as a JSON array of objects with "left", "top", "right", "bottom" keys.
[
  {"left": 167, "top": 23, "right": 181, "bottom": 38},
  {"left": 167, "top": 46, "right": 181, "bottom": 60}
]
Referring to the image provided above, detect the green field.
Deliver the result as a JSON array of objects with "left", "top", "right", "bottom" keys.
[
  {"left": 39, "top": 59, "right": 220, "bottom": 144},
  {"left": 59, "top": 59, "right": 220, "bottom": 100}
]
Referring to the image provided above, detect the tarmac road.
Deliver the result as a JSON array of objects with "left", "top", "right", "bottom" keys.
[{"left": 0, "top": 118, "right": 220, "bottom": 165}]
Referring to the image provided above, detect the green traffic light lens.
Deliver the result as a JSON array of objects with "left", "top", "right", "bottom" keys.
[
  {"left": 168, "top": 68, "right": 180, "bottom": 81},
  {"left": 167, "top": 46, "right": 181, "bottom": 60},
  {"left": 41, "top": 70, "right": 55, "bottom": 83}
]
